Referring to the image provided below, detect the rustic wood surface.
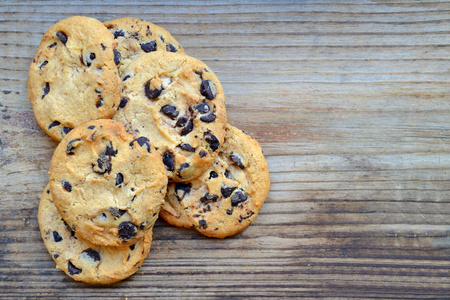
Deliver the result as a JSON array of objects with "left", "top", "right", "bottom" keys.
[{"left": 1, "top": 0, "right": 449, "bottom": 298}]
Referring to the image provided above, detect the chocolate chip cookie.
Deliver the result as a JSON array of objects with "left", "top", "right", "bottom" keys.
[
  {"left": 39, "top": 185, "right": 152, "bottom": 284},
  {"left": 160, "top": 124, "right": 270, "bottom": 238},
  {"left": 104, "top": 17, "right": 185, "bottom": 75},
  {"left": 113, "top": 51, "right": 227, "bottom": 182},
  {"left": 28, "top": 16, "right": 122, "bottom": 141},
  {"left": 49, "top": 119, "right": 167, "bottom": 246}
]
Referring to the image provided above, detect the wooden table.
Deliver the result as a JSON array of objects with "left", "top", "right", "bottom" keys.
[{"left": 1, "top": 1, "right": 449, "bottom": 298}]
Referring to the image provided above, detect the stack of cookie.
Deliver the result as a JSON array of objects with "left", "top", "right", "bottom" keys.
[{"left": 29, "top": 16, "right": 270, "bottom": 284}]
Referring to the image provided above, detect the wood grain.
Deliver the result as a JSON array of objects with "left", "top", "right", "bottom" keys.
[{"left": 1, "top": 0, "right": 449, "bottom": 298}]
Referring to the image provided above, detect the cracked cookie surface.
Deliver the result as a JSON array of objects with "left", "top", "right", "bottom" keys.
[
  {"left": 104, "top": 17, "right": 185, "bottom": 75},
  {"left": 49, "top": 119, "right": 167, "bottom": 246},
  {"left": 113, "top": 51, "right": 227, "bottom": 182},
  {"left": 38, "top": 184, "right": 152, "bottom": 284},
  {"left": 160, "top": 124, "right": 270, "bottom": 238},
  {"left": 28, "top": 16, "right": 122, "bottom": 142}
]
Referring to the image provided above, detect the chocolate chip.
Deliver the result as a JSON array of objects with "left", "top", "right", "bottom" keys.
[
  {"left": 96, "top": 99, "right": 103, "bottom": 108},
  {"left": 115, "top": 173, "right": 124, "bottom": 187},
  {"left": 200, "top": 80, "right": 217, "bottom": 100},
  {"left": 118, "top": 222, "right": 138, "bottom": 240},
  {"left": 99, "top": 213, "right": 107, "bottom": 221},
  {"left": 42, "top": 82, "right": 50, "bottom": 99},
  {"left": 56, "top": 32, "right": 67, "bottom": 45},
  {"left": 141, "top": 40, "right": 157, "bottom": 53},
  {"left": 192, "top": 214, "right": 200, "bottom": 218},
  {"left": 113, "top": 30, "right": 125, "bottom": 39},
  {"left": 113, "top": 49, "right": 121, "bottom": 65},
  {"left": 39, "top": 61, "right": 48, "bottom": 69},
  {"left": 109, "top": 207, "right": 126, "bottom": 217},
  {"left": 177, "top": 163, "right": 189, "bottom": 178},
  {"left": 160, "top": 35, "right": 165, "bottom": 42},
  {"left": 175, "top": 183, "right": 191, "bottom": 201},
  {"left": 52, "top": 231, "right": 62, "bottom": 242},
  {"left": 194, "top": 71, "right": 203, "bottom": 79},
  {"left": 162, "top": 152, "right": 175, "bottom": 171},
  {"left": 61, "top": 180, "right": 72, "bottom": 192},
  {"left": 200, "top": 193, "right": 219, "bottom": 203},
  {"left": 221, "top": 186, "right": 237, "bottom": 198},
  {"left": 230, "top": 153, "right": 245, "bottom": 169},
  {"left": 67, "top": 261, "right": 82, "bottom": 275},
  {"left": 239, "top": 212, "right": 254, "bottom": 223},
  {"left": 105, "top": 142, "right": 117, "bottom": 157},
  {"left": 62, "top": 127, "right": 72, "bottom": 135},
  {"left": 54, "top": 254, "right": 59, "bottom": 258},
  {"left": 145, "top": 80, "right": 162, "bottom": 99},
  {"left": 175, "top": 116, "right": 188, "bottom": 127},
  {"left": 93, "top": 154, "right": 112, "bottom": 175},
  {"left": 85, "top": 53, "right": 96, "bottom": 67},
  {"left": 179, "top": 143, "right": 195, "bottom": 152},
  {"left": 195, "top": 101, "right": 210, "bottom": 114},
  {"left": 66, "top": 139, "right": 81, "bottom": 155},
  {"left": 209, "top": 171, "right": 218, "bottom": 179},
  {"left": 200, "top": 113, "right": 216, "bottom": 123},
  {"left": 180, "top": 119, "right": 194, "bottom": 136},
  {"left": 161, "top": 105, "right": 179, "bottom": 119},
  {"left": 231, "top": 189, "right": 248, "bottom": 206},
  {"left": 130, "top": 136, "right": 151, "bottom": 153},
  {"left": 198, "top": 220, "right": 207, "bottom": 229},
  {"left": 199, "top": 150, "right": 207, "bottom": 158},
  {"left": 101, "top": 43, "right": 106, "bottom": 50},
  {"left": 226, "top": 209, "right": 233, "bottom": 215},
  {"left": 166, "top": 43, "right": 177, "bottom": 52},
  {"left": 119, "top": 98, "right": 128, "bottom": 109},
  {"left": 139, "top": 220, "right": 149, "bottom": 230},
  {"left": 82, "top": 249, "right": 100, "bottom": 262},
  {"left": 48, "top": 121, "right": 60, "bottom": 129},
  {"left": 48, "top": 42, "right": 57, "bottom": 49},
  {"left": 123, "top": 74, "right": 130, "bottom": 81},
  {"left": 87, "top": 125, "right": 95, "bottom": 130},
  {"left": 129, "top": 244, "right": 136, "bottom": 250},
  {"left": 204, "top": 133, "right": 220, "bottom": 151}
]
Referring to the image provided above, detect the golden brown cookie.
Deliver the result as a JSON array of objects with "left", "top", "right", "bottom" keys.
[
  {"left": 104, "top": 17, "right": 185, "bottom": 75},
  {"left": 28, "top": 16, "right": 122, "bottom": 142},
  {"left": 160, "top": 124, "right": 270, "bottom": 238},
  {"left": 49, "top": 119, "right": 167, "bottom": 246},
  {"left": 38, "top": 185, "right": 152, "bottom": 284},
  {"left": 113, "top": 51, "right": 227, "bottom": 182}
]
